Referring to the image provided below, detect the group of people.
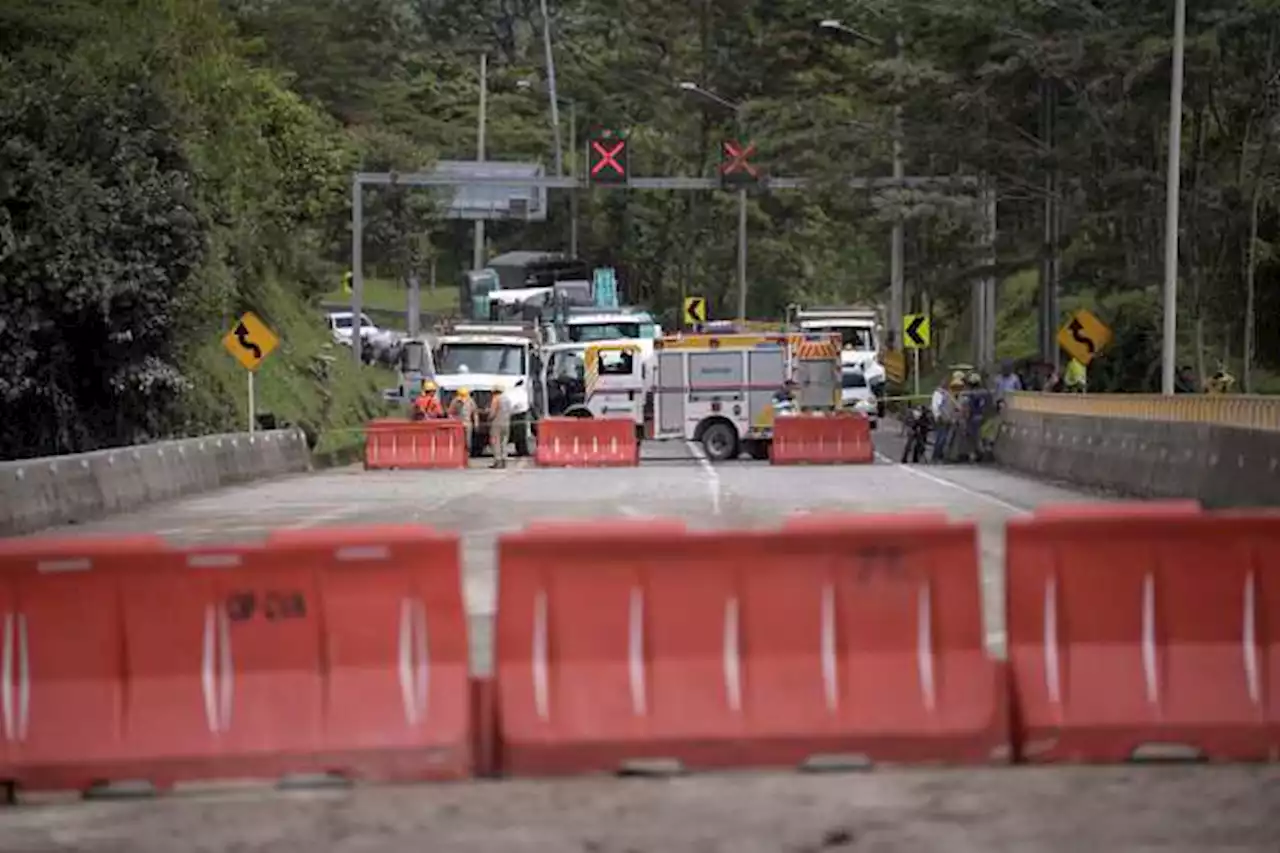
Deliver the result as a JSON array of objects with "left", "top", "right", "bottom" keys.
[
  {"left": 411, "top": 379, "right": 513, "bottom": 469},
  {"left": 922, "top": 368, "right": 1003, "bottom": 464}
]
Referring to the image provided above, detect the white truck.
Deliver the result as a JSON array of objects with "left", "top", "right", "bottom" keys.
[
  {"left": 787, "top": 305, "right": 887, "bottom": 414},
  {"left": 538, "top": 341, "right": 647, "bottom": 431},
  {"left": 649, "top": 331, "right": 842, "bottom": 462},
  {"left": 431, "top": 323, "right": 540, "bottom": 457}
]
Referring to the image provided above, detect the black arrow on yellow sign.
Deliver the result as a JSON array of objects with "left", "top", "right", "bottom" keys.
[{"left": 1068, "top": 317, "right": 1095, "bottom": 354}]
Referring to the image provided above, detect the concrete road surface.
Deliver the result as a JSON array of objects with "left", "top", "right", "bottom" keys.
[{"left": 4, "top": 436, "right": 1276, "bottom": 852}]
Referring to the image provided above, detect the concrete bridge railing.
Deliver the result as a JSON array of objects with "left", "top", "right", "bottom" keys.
[
  {"left": 995, "top": 393, "right": 1280, "bottom": 507},
  {"left": 0, "top": 429, "right": 312, "bottom": 538}
]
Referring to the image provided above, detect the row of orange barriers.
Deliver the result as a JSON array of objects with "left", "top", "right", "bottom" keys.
[
  {"left": 771, "top": 414, "right": 874, "bottom": 464},
  {"left": 363, "top": 417, "right": 641, "bottom": 470},
  {"left": 2, "top": 504, "right": 1275, "bottom": 794}
]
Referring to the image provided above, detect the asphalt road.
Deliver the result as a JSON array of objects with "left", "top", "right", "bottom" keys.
[{"left": 4, "top": 432, "right": 1277, "bottom": 852}]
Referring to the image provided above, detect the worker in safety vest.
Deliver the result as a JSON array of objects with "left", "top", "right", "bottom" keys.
[
  {"left": 1063, "top": 357, "right": 1087, "bottom": 393},
  {"left": 413, "top": 379, "right": 445, "bottom": 420},
  {"left": 448, "top": 387, "right": 478, "bottom": 454}
]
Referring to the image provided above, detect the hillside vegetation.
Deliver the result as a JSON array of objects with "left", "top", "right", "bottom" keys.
[{"left": 2, "top": 0, "right": 1279, "bottom": 457}]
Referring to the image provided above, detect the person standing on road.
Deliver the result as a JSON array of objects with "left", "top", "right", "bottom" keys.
[
  {"left": 994, "top": 359, "right": 1022, "bottom": 407},
  {"left": 448, "top": 387, "right": 478, "bottom": 456},
  {"left": 930, "top": 376, "right": 958, "bottom": 463},
  {"left": 487, "top": 386, "right": 512, "bottom": 469}
]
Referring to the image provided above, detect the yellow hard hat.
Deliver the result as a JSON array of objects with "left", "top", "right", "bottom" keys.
[
  {"left": 457, "top": 387, "right": 470, "bottom": 398},
  {"left": 422, "top": 379, "right": 437, "bottom": 391}
]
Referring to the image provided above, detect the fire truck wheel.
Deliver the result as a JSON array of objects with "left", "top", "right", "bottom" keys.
[{"left": 699, "top": 420, "right": 739, "bottom": 463}]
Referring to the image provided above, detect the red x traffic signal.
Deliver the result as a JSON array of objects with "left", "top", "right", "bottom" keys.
[
  {"left": 719, "top": 139, "right": 762, "bottom": 189},
  {"left": 588, "top": 130, "right": 629, "bottom": 186}
]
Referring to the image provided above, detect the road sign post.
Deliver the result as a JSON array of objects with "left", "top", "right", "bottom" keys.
[
  {"left": 1056, "top": 308, "right": 1112, "bottom": 366},
  {"left": 222, "top": 312, "right": 280, "bottom": 433},
  {"left": 903, "top": 314, "right": 931, "bottom": 399}
]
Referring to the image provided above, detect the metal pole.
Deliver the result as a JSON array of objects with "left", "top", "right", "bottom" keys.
[
  {"left": 472, "top": 53, "right": 487, "bottom": 271},
  {"left": 1161, "top": 0, "right": 1186, "bottom": 395},
  {"left": 569, "top": 101, "right": 579, "bottom": 257},
  {"left": 984, "top": 185, "right": 998, "bottom": 368},
  {"left": 737, "top": 188, "right": 748, "bottom": 322},
  {"left": 351, "top": 178, "right": 364, "bottom": 366},
  {"left": 247, "top": 371, "right": 256, "bottom": 433},
  {"left": 912, "top": 347, "right": 920, "bottom": 399},
  {"left": 540, "top": 0, "right": 564, "bottom": 178},
  {"left": 889, "top": 31, "right": 905, "bottom": 352}
]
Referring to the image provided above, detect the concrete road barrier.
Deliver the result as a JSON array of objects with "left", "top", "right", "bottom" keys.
[
  {"left": 995, "top": 409, "right": 1280, "bottom": 507},
  {"left": 0, "top": 429, "right": 311, "bottom": 537}
]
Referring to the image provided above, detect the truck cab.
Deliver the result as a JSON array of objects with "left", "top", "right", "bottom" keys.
[
  {"left": 539, "top": 341, "right": 647, "bottom": 429},
  {"left": 432, "top": 325, "right": 540, "bottom": 456}
]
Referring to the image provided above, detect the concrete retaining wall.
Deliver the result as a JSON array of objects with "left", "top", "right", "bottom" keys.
[
  {"left": 995, "top": 410, "right": 1280, "bottom": 507},
  {"left": 0, "top": 429, "right": 312, "bottom": 537}
]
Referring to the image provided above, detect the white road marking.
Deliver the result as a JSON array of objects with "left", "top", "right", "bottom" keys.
[
  {"left": 874, "top": 452, "right": 1028, "bottom": 515},
  {"left": 685, "top": 441, "right": 721, "bottom": 515}
]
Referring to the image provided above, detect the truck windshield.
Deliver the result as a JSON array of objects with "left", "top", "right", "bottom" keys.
[
  {"left": 436, "top": 344, "right": 525, "bottom": 376},
  {"left": 809, "top": 326, "right": 873, "bottom": 350},
  {"left": 568, "top": 322, "right": 643, "bottom": 342}
]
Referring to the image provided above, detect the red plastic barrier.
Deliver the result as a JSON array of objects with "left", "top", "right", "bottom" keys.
[
  {"left": 494, "top": 516, "right": 1007, "bottom": 776},
  {"left": 1032, "top": 500, "right": 1202, "bottom": 519},
  {"left": 770, "top": 414, "right": 873, "bottom": 465},
  {"left": 0, "top": 526, "right": 472, "bottom": 793},
  {"left": 364, "top": 419, "right": 467, "bottom": 470},
  {"left": 1006, "top": 508, "right": 1280, "bottom": 763},
  {"left": 535, "top": 417, "right": 638, "bottom": 468}
]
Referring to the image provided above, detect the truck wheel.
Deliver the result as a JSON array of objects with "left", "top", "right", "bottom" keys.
[
  {"left": 700, "top": 421, "right": 739, "bottom": 462},
  {"left": 513, "top": 416, "right": 534, "bottom": 457}
]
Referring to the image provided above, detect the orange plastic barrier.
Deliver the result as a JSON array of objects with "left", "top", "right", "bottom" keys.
[
  {"left": 494, "top": 516, "right": 1007, "bottom": 776},
  {"left": 1032, "top": 500, "right": 1202, "bottom": 519},
  {"left": 364, "top": 419, "right": 467, "bottom": 470},
  {"left": 535, "top": 417, "right": 638, "bottom": 468},
  {"left": 1006, "top": 508, "right": 1280, "bottom": 763},
  {"left": 770, "top": 414, "right": 873, "bottom": 465},
  {"left": 0, "top": 526, "right": 472, "bottom": 793}
]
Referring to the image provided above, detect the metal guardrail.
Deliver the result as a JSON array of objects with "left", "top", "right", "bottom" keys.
[{"left": 1007, "top": 392, "right": 1280, "bottom": 433}]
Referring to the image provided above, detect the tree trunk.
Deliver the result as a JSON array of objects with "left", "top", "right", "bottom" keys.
[{"left": 1244, "top": 176, "right": 1262, "bottom": 392}]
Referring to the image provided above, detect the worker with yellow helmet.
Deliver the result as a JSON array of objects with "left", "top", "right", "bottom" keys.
[
  {"left": 412, "top": 378, "right": 445, "bottom": 420},
  {"left": 447, "top": 387, "right": 479, "bottom": 456}
]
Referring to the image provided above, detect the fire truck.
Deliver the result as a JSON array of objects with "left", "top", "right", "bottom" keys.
[{"left": 648, "top": 331, "right": 842, "bottom": 461}]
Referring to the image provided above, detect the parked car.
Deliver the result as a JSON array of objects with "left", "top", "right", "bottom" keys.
[{"left": 840, "top": 367, "right": 879, "bottom": 428}]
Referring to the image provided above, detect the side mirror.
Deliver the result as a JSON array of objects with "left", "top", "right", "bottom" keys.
[{"left": 514, "top": 378, "right": 525, "bottom": 387}]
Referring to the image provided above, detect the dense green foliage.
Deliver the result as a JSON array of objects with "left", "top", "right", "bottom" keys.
[{"left": 2, "top": 0, "right": 1278, "bottom": 457}]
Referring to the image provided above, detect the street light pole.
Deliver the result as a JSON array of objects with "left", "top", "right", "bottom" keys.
[
  {"left": 539, "top": 0, "right": 564, "bottom": 178},
  {"left": 1161, "top": 0, "right": 1186, "bottom": 395},
  {"left": 473, "top": 53, "right": 487, "bottom": 271},
  {"left": 678, "top": 82, "right": 750, "bottom": 323},
  {"left": 519, "top": 79, "right": 578, "bottom": 258},
  {"left": 818, "top": 18, "right": 904, "bottom": 348}
]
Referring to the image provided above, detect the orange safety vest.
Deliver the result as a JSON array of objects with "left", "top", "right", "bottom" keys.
[{"left": 414, "top": 393, "right": 444, "bottom": 418}]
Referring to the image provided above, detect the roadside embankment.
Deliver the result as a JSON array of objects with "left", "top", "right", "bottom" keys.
[
  {"left": 994, "top": 393, "right": 1280, "bottom": 507},
  {"left": 0, "top": 429, "right": 311, "bottom": 537}
]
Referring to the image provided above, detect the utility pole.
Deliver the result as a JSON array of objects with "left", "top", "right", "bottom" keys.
[
  {"left": 1161, "top": 0, "right": 1186, "bottom": 395},
  {"left": 889, "top": 30, "right": 905, "bottom": 351},
  {"left": 472, "top": 53, "right": 487, "bottom": 271}
]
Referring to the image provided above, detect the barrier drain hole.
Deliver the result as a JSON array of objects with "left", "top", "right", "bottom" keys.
[
  {"left": 276, "top": 773, "right": 352, "bottom": 791},
  {"left": 617, "top": 758, "right": 686, "bottom": 778},
  {"left": 800, "top": 753, "right": 874, "bottom": 773},
  {"left": 84, "top": 780, "right": 157, "bottom": 800},
  {"left": 1128, "top": 743, "right": 1205, "bottom": 764}
]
